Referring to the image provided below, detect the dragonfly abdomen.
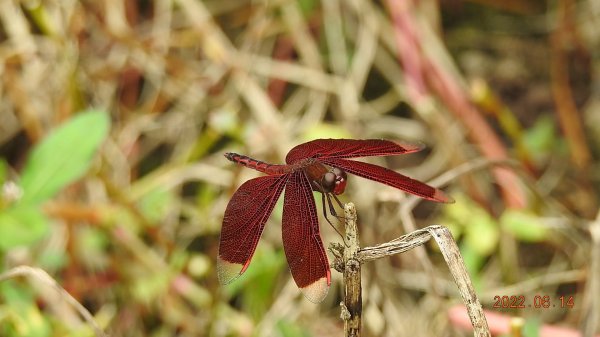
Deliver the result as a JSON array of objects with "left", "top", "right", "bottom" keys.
[{"left": 225, "top": 152, "right": 290, "bottom": 175}]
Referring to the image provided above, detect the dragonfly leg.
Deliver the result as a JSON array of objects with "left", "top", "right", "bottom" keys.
[
  {"left": 331, "top": 193, "right": 344, "bottom": 209},
  {"left": 322, "top": 193, "right": 344, "bottom": 240},
  {"left": 326, "top": 193, "right": 346, "bottom": 221}
]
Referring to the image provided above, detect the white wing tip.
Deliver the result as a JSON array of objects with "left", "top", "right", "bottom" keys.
[
  {"left": 217, "top": 257, "right": 244, "bottom": 285},
  {"left": 300, "top": 276, "right": 330, "bottom": 303}
]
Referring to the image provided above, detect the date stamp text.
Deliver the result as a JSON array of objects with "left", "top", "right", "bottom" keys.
[{"left": 492, "top": 295, "right": 575, "bottom": 309}]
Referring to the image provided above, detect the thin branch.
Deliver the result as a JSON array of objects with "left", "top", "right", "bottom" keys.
[
  {"left": 0, "top": 265, "right": 108, "bottom": 337},
  {"left": 332, "top": 203, "right": 490, "bottom": 337},
  {"left": 357, "top": 225, "right": 491, "bottom": 337},
  {"left": 342, "top": 203, "right": 362, "bottom": 337},
  {"left": 358, "top": 227, "right": 433, "bottom": 262}
]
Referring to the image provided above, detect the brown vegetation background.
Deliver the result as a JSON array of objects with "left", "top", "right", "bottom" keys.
[{"left": 0, "top": 0, "right": 599, "bottom": 336}]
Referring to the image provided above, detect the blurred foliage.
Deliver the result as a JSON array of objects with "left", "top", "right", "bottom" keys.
[
  {"left": 1, "top": 111, "right": 109, "bottom": 251},
  {"left": 18, "top": 111, "right": 110, "bottom": 204},
  {"left": 0, "top": 0, "right": 598, "bottom": 336},
  {"left": 522, "top": 116, "right": 562, "bottom": 165}
]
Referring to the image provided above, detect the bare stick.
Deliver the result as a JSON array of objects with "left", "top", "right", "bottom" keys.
[
  {"left": 429, "top": 226, "right": 490, "bottom": 337},
  {"left": 0, "top": 265, "right": 108, "bottom": 337},
  {"left": 332, "top": 203, "right": 490, "bottom": 337},
  {"left": 358, "top": 225, "right": 491, "bottom": 337},
  {"left": 342, "top": 203, "right": 362, "bottom": 337}
]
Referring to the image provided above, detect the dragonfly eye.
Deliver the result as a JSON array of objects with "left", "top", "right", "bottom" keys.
[
  {"left": 332, "top": 168, "right": 346, "bottom": 181},
  {"left": 332, "top": 168, "right": 347, "bottom": 195},
  {"left": 322, "top": 172, "right": 336, "bottom": 190}
]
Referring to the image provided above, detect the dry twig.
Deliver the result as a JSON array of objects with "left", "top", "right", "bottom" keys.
[
  {"left": 341, "top": 203, "right": 362, "bottom": 337},
  {"left": 335, "top": 203, "right": 491, "bottom": 337}
]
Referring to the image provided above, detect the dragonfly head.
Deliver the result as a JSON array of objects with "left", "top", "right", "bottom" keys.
[{"left": 322, "top": 167, "right": 347, "bottom": 195}]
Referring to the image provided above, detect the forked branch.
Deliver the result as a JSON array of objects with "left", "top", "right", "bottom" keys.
[{"left": 332, "top": 203, "right": 491, "bottom": 337}]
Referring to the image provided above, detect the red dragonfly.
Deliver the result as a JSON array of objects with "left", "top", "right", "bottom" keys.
[{"left": 218, "top": 139, "right": 453, "bottom": 302}]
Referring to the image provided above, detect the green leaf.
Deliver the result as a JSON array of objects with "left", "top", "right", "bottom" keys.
[
  {"left": 138, "top": 187, "right": 174, "bottom": 223},
  {"left": 443, "top": 193, "right": 476, "bottom": 225},
  {"left": 446, "top": 194, "right": 499, "bottom": 256},
  {"left": 501, "top": 210, "right": 548, "bottom": 242},
  {"left": 0, "top": 206, "right": 49, "bottom": 250},
  {"left": 465, "top": 215, "right": 499, "bottom": 256},
  {"left": 19, "top": 110, "right": 110, "bottom": 204},
  {"left": 523, "top": 116, "right": 555, "bottom": 155},
  {"left": 460, "top": 243, "right": 485, "bottom": 279}
]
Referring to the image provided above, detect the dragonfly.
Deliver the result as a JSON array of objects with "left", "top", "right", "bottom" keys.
[{"left": 218, "top": 139, "right": 453, "bottom": 303}]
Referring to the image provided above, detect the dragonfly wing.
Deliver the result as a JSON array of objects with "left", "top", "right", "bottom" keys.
[
  {"left": 218, "top": 174, "right": 288, "bottom": 284},
  {"left": 286, "top": 139, "right": 424, "bottom": 164},
  {"left": 324, "top": 158, "right": 454, "bottom": 203},
  {"left": 282, "top": 171, "right": 331, "bottom": 303}
]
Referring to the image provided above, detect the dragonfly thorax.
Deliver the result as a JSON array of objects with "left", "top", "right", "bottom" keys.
[{"left": 301, "top": 160, "right": 348, "bottom": 195}]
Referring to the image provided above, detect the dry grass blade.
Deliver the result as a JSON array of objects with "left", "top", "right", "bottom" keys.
[{"left": 0, "top": 266, "right": 107, "bottom": 337}]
